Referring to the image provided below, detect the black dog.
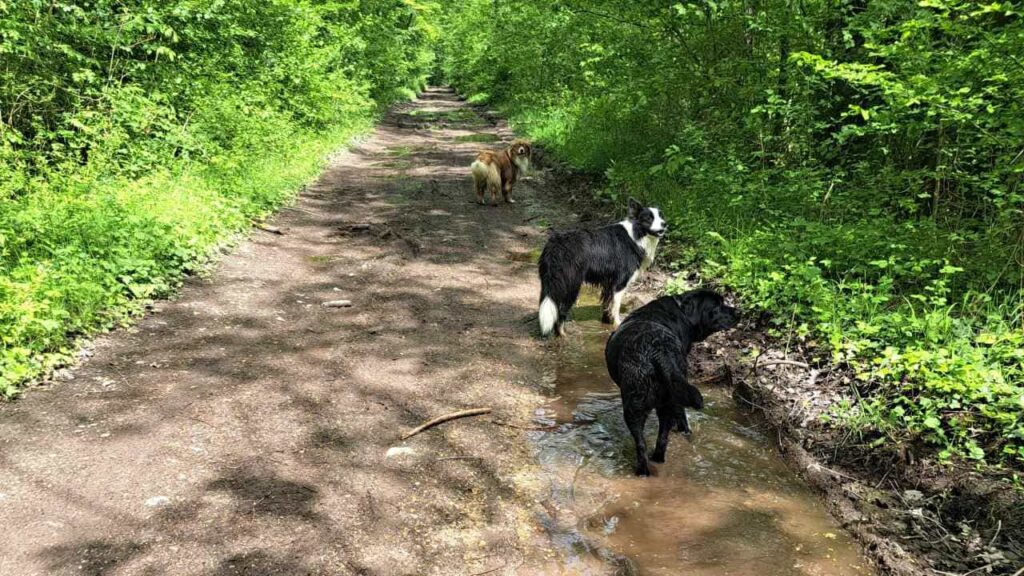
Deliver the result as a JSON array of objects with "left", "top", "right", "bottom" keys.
[
  {"left": 605, "top": 289, "right": 739, "bottom": 476},
  {"left": 538, "top": 199, "right": 666, "bottom": 336}
]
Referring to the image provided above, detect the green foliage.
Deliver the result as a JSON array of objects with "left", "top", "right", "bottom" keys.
[
  {"left": 439, "top": 0, "right": 1024, "bottom": 469},
  {"left": 0, "top": 0, "right": 439, "bottom": 396},
  {"left": 453, "top": 133, "right": 500, "bottom": 143}
]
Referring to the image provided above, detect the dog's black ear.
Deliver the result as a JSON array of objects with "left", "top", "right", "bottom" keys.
[
  {"left": 674, "top": 295, "right": 700, "bottom": 323},
  {"left": 627, "top": 198, "right": 642, "bottom": 219}
]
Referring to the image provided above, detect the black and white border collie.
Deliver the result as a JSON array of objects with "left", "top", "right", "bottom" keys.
[
  {"left": 605, "top": 289, "right": 739, "bottom": 476},
  {"left": 537, "top": 199, "right": 666, "bottom": 337}
]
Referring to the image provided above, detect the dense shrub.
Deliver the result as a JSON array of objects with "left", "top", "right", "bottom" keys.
[
  {"left": 439, "top": 0, "right": 1023, "bottom": 469},
  {"left": 0, "top": 0, "right": 438, "bottom": 395}
]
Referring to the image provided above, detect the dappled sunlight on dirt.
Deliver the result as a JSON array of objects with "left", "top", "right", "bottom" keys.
[{"left": 0, "top": 88, "right": 578, "bottom": 575}]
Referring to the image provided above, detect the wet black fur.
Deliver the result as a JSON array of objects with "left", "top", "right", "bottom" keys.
[
  {"left": 538, "top": 199, "right": 662, "bottom": 334},
  {"left": 605, "top": 289, "right": 740, "bottom": 476}
]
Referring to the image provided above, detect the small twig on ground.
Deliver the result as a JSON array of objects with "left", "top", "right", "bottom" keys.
[
  {"left": 256, "top": 224, "right": 283, "bottom": 234},
  {"left": 755, "top": 359, "right": 811, "bottom": 373},
  {"left": 469, "top": 560, "right": 508, "bottom": 576},
  {"left": 932, "top": 564, "right": 994, "bottom": 576},
  {"left": 734, "top": 394, "right": 770, "bottom": 413},
  {"left": 988, "top": 519, "right": 1002, "bottom": 548},
  {"left": 432, "top": 456, "right": 483, "bottom": 463},
  {"left": 189, "top": 414, "right": 214, "bottom": 428},
  {"left": 806, "top": 461, "right": 860, "bottom": 482},
  {"left": 402, "top": 407, "right": 492, "bottom": 440}
]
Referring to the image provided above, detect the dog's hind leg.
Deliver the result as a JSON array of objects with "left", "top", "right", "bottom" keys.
[
  {"left": 609, "top": 287, "right": 628, "bottom": 326},
  {"left": 474, "top": 178, "right": 486, "bottom": 205},
  {"left": 471, "top": 160, "right": 491, "bottom": 205},
  {"left": 651, "top": 405, "right": 675, "bottom": 462},
  {"left": 676, "top": 408, "right": 691, "bottom": 434},
  {"left": 559, "top": 281, "right": 582, "bottom": 335},
  {"left": 599, "top": 285, "right": 615, "bottom": 324},
  {"left": 489, "top": 181, "right": 500, "bottom": 206},
  {"left": 624, "top": 408, "right": 651, "bottom": 476},
  {"left": 607, "top": 271, "right": 639, "bottom": 326},
  {"left": 502, "top": 182, "right": 515, "bottom": 204}
]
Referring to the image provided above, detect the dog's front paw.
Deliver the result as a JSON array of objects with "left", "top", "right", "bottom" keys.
[
  {"left": 649, "top": 450, "right": 666, "bottom": 463},
  {"left": 635, "top": 462, "right": 651, "bottom": 476},
  {"left": 506, "top": 198, "right": 516, "bottom": 204},
  {"left": 676, "top": 423, "right": 691, "bottom": 434}
]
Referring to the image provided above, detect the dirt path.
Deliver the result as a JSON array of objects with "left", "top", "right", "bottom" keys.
[{"left": 0, "top": 88, "right": 576, "bottom": 575}]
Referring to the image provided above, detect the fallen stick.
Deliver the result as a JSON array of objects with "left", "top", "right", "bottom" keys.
[
  {"left": 432, "top": 456, "right": 483, "bottom": 463},
  {"left": 469, "top": 561, "right": 507, "bottom": 576},
  {"left": 402, "top": 408, "right": 492, "bottom": 440},
  {"left": 256, "top": 224, "right": 283, "bottom": 234}
]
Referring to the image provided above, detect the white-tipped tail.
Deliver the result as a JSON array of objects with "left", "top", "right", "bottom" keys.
[{"left": 538, "top": 296, "right": 558, "bottom": 336}]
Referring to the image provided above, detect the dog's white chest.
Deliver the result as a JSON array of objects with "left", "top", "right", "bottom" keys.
[{"left": 640, "top": 235, "right": 660, "bottom": 271}]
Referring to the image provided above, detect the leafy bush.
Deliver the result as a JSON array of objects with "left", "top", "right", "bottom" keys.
[
  {"left": 0, "top": 0, "right": 439, "bottom": 396},
  {"left": 439, "top": 0, "right": 1024, "bottom": 469}
]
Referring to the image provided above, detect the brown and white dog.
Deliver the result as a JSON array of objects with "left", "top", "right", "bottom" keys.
[{"left": 470, "top": 139, "right": 532, "bottom": 206}]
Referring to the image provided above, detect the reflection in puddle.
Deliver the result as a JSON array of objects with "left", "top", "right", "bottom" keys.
[{"left": 534, "top": 309, "right": 873, "bottom": 575}]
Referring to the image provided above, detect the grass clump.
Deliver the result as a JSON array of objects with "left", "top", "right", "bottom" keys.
[{"left": 454, "top": 133, "right": 500, "bottom": 143}]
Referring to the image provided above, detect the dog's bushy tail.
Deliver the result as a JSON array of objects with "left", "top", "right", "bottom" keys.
[
  {"left": 537, "top": 234, "right": 583, "bottom": 336},
  {"left": 538, "top": 296, "right": 559, "bottom": 336},
  {"left": 470, "top": 159, "right": 499, "bottom": 190}
]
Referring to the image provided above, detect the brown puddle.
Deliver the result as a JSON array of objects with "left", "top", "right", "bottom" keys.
[{"left": 533, "top": 301, "right": 874, "bottom": 575}]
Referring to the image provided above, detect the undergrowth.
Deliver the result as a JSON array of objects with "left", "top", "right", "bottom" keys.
[
  {"left": 438, "top": 0, "right": 1024, "bottom": 471},
  {"left": 0, "top": 0, "right": 438, "bottom": 396}
]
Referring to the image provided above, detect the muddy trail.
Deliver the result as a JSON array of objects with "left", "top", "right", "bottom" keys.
[
  {"left": 0, "top": 88, "right": 945, "bottom": 576},
  {"left": 529, "top": 294, "right": 872, "bottom": 576}
]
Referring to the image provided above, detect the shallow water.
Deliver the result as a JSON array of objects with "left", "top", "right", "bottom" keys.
[{"left": 533, "top": 305, "right": 874, "bottom": 576}]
